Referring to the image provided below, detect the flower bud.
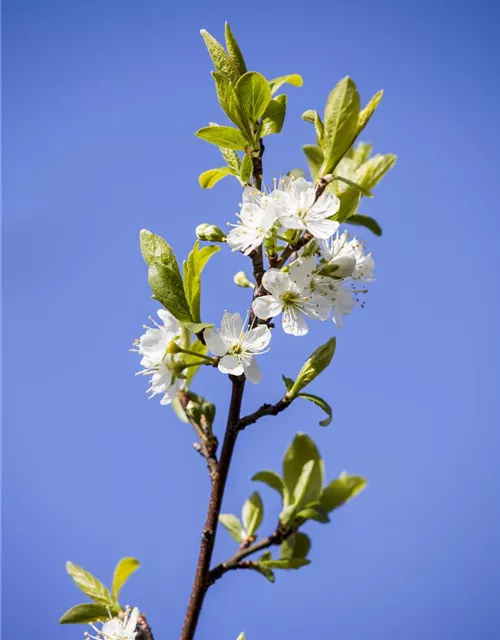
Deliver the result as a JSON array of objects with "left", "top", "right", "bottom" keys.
[
  {"left": 196, "top": 223, "right": 227, "bottom": 242},
  {"left": 201, "top": 401, "right": 216, "bottom": 426},
  {"left": 328, "top": 255, "right": 356, "bottom": 279},
  {"left": 233, "top": 271, "right": 254, "bottom": 288}
]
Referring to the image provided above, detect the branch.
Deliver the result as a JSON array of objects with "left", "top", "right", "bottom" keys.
[
  {"left": 180, "top": 375, "right": 246, "bottom": 640},
  {"left": 136, "top": 614, "right": 155, "bottom": 640},
  {"left": 276, "top": 232, "right": 313, "bottom": 269},
  {"left": 208, "top": 525, "right": 292, "bottom": 585},
  {"left": 236, "top": 396, "right": 291, "bottom": 430},
  {"left": 178, "top": 390, "right": 218, "bottom": 479}
]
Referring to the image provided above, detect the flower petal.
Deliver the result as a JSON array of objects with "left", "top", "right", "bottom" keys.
[
  {"left": 221, "top": 312, "right": 243, "bottom": 343},
  {"left": 242, "top": 324, "right": 271, "bottom": 352},
  {"left": 262, "top": 269, "right": 290, "bottom": 296},
  {"left": 253, "top": 295, "right": 283, "bottom": 319},
  {"left": 302, "top": 294, "right": 331, "bottom": 321},
  {"left": 218, "top": 355, "right": 244, "bottom": 376},
  {"left": 243, "top": 356, "right": 263, "bottom": 384},
  {"left": 204, "top": 328, "right": 228, "bottom": 357},
  {"left": 305, "top": 217, "right": 339, "bottom": 240},
  {"left": 282, "top": 306, "right": 309, "bottom": 336}
]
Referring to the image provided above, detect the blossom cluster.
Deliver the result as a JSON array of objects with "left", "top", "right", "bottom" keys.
[
  {"left": 85, "top": 608, "right": 139, "bottom": 640},
  {"left": 134, "top": 176, "right": 374, "bottom": 393}
]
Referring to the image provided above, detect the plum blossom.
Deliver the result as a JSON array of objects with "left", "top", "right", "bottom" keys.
[
  {"left": 133, "top": 309, "right": 182, "bottom": 405},
  {"left": 252, "top": 258, "right": 331, "bottom": 336},
  {"left": 204, "top": 312, "right": 271, "bottom": 383},
  {"left": 272, "top": 176, "right": 340, "bottom": 240},
  {"left": 85, "top": 607, "right": 139, "bottom": 640},
  {"left": 226, "top": 186, "right": 279, "bottom": 255},
  {"left": 319, "top": 231, "right": 375, "bottom": 281}
]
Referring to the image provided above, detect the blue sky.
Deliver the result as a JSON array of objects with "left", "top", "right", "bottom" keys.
[{"left": 3, "top": 1, "right": 500, "bottom": 639}]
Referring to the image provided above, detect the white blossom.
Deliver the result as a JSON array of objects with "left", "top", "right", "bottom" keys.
[
  {"left": 86, "top": 607, "right": 139, "bottom": 640},
  {"left": 319, "top": 231, "right": 375, "bottom": 281},
  {"left": 204, "top": 312, "right": 271, "bottom": 383},
  {"left": 226, "top": 186, "right": 278, "bottom": 255},
  {"left": 133, "top": 309, "right": 182, "bottom": 405},
  {"left": 252, "top": 258, "right": 331, "bottom": 336},
  {"left": 273, "top": 177, "right": 340, "bottom": 240}
]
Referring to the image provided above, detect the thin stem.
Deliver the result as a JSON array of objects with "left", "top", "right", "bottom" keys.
[
  {"left": 236, "top": 396, "right": 291, "bottom": 430},
  {"left": 180, "top": 375, "right": 246, "bottom": 640},
  {"left": 208, "top": 525, "right": 293, "bottom": 585}
]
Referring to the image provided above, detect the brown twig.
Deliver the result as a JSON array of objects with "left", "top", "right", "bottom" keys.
[
  {"left": 208, "top": 525, "right": 293, "bottom": 585},
  {"left": 136, "top": 614, "right": 155, "bottom": 640},
  {"left": 178, "top": 390, "right": 218, "bottom": 479},
  {"left": 236, "top": 396, "right": 291, "bottom": 430}
]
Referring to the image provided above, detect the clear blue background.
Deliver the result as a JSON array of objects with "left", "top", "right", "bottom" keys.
[{"left": 3, "top": 1, "right": 500, "bottom": 638}]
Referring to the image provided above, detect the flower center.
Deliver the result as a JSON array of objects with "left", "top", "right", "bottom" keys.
[
  {"left": 281, "top": 291, "right": 300, "bottom": 305},
  {"left": 296, "top": 207, "right": 308, "bottom": 220}
]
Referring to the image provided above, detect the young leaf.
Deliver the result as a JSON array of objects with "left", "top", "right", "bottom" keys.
[
  {"left": 280, "top": 532, "right": 311, "bottom": 560},
  {"left": 287, "top": 337, "right": 336, "bottom": 399},
  {"left": 269, "top": 74, "right": 303, "bottom": 95},
  {"left": 296, "top": 502, "right": 330, "bottom": 523},
  {"left": 252, "top": 470, "right": 285, "bottom": 499},
  {"left": 258, "top": 558, "right": 310, "bottom": 570},
  {"left": 196, "top": 125, "right": 249, "bottom": 151},
  {"left": 242, "top": 491, "right": 264, "bottom": 537},
  {"left": 240, "top": 154, "right": 253, "bottom": 183},
  {"left": 323, "top": 77, "right": 360, "bottom": 174},
  {"left": 251, "top": 560, "right": 275, "bottom": 583},
  {"left": 302, "top": 144, "right": 324, "bottom": 180},
  {"left": 200, "top": 29, "right": 239, "bottom": 83},
  {"left": 220, "top": 146, "right": 241, "bottom": 173},
  {"left": 260, "top": 95, "right": 287, "bottom": 137},
  {"left": 235, "top": 72, "right": 271, "bottom": 124},
  {"left": 219, "top": 514, "right": 243, "bottom": 543},
  {"left": 297, "top": 392, "right": 333, "bottom": 426},
  {"left": 112, "top": 557, "right": 140, "bottom": 600},
  {"left": 291, "top": 459, "right": 323, "bottom": 512},
  {"left": 347, "top": 214, "right": 382, "bottom": 236},
  {"left": 199, "top": 167, "right": 233, "bottom": 189},
  {"left": 140, "top": 230, "right": 182, "bottom": 279},
  {"left": 332, "top": 187, "right": 361, "bottom": 223},
  {"left": 302, "top": 109, "right": 324, "bottom": 146},
  {"left": 357, "top": 89, "right": 383, "bottom": 136},
  {"left": 148, "top": 262, "right": 193, "bottom": 323},
  {"left": 224, "top": 23, "right": 247, "bottom": 78},
  {"left": 334, "top": 175, "right": 373, "bottom": 197},
  {"left": 59, "top": 603, "right": 111, "bottom": 625},
  {"left": 183, "top": 241, "right": 220, "bottom": 323},
  {"left": 171, "top": 395, "right": 190, "bottom": 424},
  {"left": 320, "top": 473, "right": 367, "bottom": 513},
  {"left": 235, "top": 634, "right": 246, "bottom": 640},
  {"left": 282, "top": 433, "right": 324, "bottom": 508},
  {"left": 212, "top": 72, "right": 251, "bottom": 136},
  {"left": 354, "top": 153, "right": 397, "bottom": 191},
  {"left": 65, "top": 562, "right": 116, "bottom": 609}
]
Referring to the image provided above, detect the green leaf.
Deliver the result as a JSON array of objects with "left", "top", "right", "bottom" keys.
[
  {"left": 282, "top": 375, "right": 294, "bottom": 391},
  {"left": 357, "top": 89, "right": 383, "bottom": 136},
  {"left": 220, "top": 146, "right": 241, "bottom": 173},
  {"left": 240, "top": 153, "right": 253, "bottom": 183},
  {"left": 282, "top": 433, "right": 324, "bottom": 509},
  {"left": 354, "top": 153, "right": 397, "bottom": 191},
  {"left": 184, "top": 339, "right": 209, "bottom": 388},
  {"left": 112, "top": 557, "right": 140, "bottom": 600},
  {"left": 149, "top": 262, "right": 192, "bottom": 323},
  {"left": 171, "top": 395, "right": 189, "bottom": 423},
  {"left": 323, "top": 77, "right": 360, "bottom": 174},
  {"left": 242, "top": 491, "right": 264, "bottom": 537},
  {"left": 259, "top": 558, "right": 310, "bottom": 570},
  {"left": 332, "top": 187, "right": 361, "bottom": 223},
  {"left": 219, "top": 514, "right": 243, "bottom": 543},
  {"left": 183, "top": 241, "right": 220, "bottom": 323},
  {"left": 196, "top": 125, "right": 249, "bottom": 150},
  {"left": 252, "top": 470, "right": 285, "bottom": 498},
  {"left": 334, "top": 175, "right": 373, "bottom": 197},
  {"left": 320, "top": 473, "right": 367, "bottom": 513},
  {"left": 297, "top": 392, "right": 332, "bottom": 426},
  {"left": 212, "top": 72, "right": 251, "bottom": 136},
  {"left": 251, "top": 560, "right": 275, "bottom": 583},
  {"left": 199, "top": 167, "right": 233, "bottom": 189},
  {"left": 59, "top": 603, "right": 111, "bottom": 625},
  {"left": 302, "top": 144, "right": 324, "bottom": 181},
  {"left": 235, "top": 71, "right": 271, "bottom": 123},
  {"left": 224, "top": 23, "right": 247, "bottom": 78},
  {"left": 296, "top": 502, "right": 330, "bottom": 523},
  {"left": 269, "top": 74, "right": 303, "bottom": 95},
  {"left": 350, "top": 142, "right": 373, "bottom": 167},
  {"left": 288, "top": 337, "right": 336, "bottom": 399},
  {"left": 302, "top": 109, "right": 324, "bottom": 146},
  {"left": 280, "top": 532, "right": 311, "bottom": 560},
  {"left": 200, "top": 29, "right": 239, "bottom": 83},
  {"left": 65, "top": 562, "right": 116, "bottom": 609},
  {"left": 260, "top": 95, "right": 287, "bottom": 137},
  {"left": 347, "top": 214, "right": 382, "bottom": 236},
  {"left": 140, "top": 230, "right": 182, "bottom": 279},
  {"left": 184, "top": 321, "right": 213, "bottom": 334}
]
